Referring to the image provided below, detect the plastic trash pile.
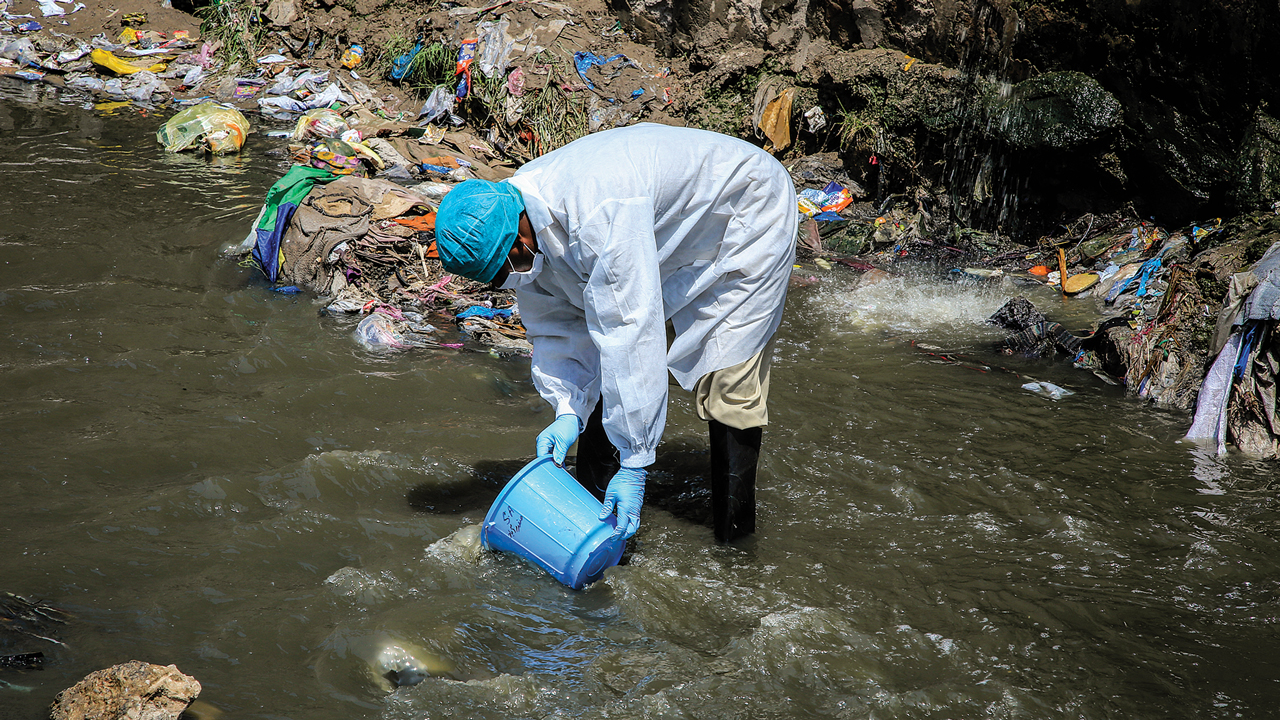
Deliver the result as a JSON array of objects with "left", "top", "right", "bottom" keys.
[
  {"left": 379, "top": 1, "right": 674, "bottom": 159},
  {"left": 0, "top": 11, "right": 204, "bottom": 103},
  {"left": 1, "top": 6, "right": 386, "bottom": 126},
  {"left": 352, "top": 306, "right": 438, "bottom": 351},
  {"left": 1184, "top": 233, "right": 1280, "bottom": 457},
  {"left": 232, "top": 102, "right": 531, "bottom": 353},
  {"left": 972, "top": 209, "right": 1280, "bottom": 458}
]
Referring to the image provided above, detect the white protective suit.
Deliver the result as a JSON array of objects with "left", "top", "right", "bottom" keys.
[{"left": 507, "top": 123, "right": 798, "bottom": 468}]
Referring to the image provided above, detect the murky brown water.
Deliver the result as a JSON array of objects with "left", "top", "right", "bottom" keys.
[{"left": 3, "top": 86, "right": 1279, "bottom": 719}]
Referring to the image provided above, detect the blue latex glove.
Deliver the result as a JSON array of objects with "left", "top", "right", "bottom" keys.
[
  {"left": 600, "top": 467, "right": 646, "bottom": 540},
  {"left": 535, "top": 414, "right": 581, "bottom": 466}
]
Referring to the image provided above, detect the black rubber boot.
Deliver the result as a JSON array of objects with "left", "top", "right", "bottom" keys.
[
  {"left": 709, "top": 420, "right": 761, "bottom": 543},
  {"left": 573, "top": 400, "right": 618, "bottom": 502}
]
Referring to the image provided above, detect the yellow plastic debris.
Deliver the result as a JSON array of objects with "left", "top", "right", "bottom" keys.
[
  {"left": 1063, "top": 272, "right": 1100, "bottom": 295},
  {"left": 156, "top": 102, "right": 251, "bottom": 154},
  {"left": 90, "top": 49, "right": 166, "bottom": 75},
  {"left": 758, "top": 86, "right": 795, "bottom": 153},
  {"left": 94, "top": 101, "right": 131, "bottom": 114}
]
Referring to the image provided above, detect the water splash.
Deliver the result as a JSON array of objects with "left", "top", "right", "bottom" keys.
[{"left": 814, "top": 270, "right": 1016, "bottom": 339}]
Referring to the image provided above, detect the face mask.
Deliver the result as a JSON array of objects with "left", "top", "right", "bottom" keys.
[{"left": 498, "top": 251, "right": 543, "bottom": 290}]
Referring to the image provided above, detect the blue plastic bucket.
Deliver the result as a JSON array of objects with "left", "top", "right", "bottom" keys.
[{"left": 480, "top": 457, "right": 625, "bottom": 590}]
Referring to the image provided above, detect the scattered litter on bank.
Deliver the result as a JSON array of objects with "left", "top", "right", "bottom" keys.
[{"left": 7, "top": 0, "right": 1270, "bottom": 453}]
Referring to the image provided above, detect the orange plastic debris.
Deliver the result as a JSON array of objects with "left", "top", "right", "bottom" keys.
[{"left": 393, "top": 213, "right": 437, "bottom": 232}]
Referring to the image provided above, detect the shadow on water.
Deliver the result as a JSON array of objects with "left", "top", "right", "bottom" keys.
[
  {"left": 412, "top": 446, "right": 721, "bottom": 529},
  {"left": 631, "top": 437, "right": 718, "bottom": 528},
  {"left": 404, "top": 458, "right": 522, "bottom": 514}
]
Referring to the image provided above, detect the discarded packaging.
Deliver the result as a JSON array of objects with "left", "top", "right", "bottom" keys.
[
  {"left": 156, "top": 102, "right": 250, "bottom": 154},
  {"left": 804, "top": 105, "right": 827, "bottom": 133},
  {"left": 573, "top": 50, "right": 628, "bottom": 89},
  {"left": 340, "top": 44, "right": 363, "bottom": 69},
  {"left": 90, "top": 48, "right": 165, "bottom": 75},
  {"left": 758, "top": 85, "right": 795, "bottom": 152},
  {"left": 417, "top": 85, "right": 455, "bottom": 124},
  {"left": 390, "top": 39, "right": 423, "bottom": 81},
  {"left": 311, "top": 138, "right": 364, "bottom": 175},
  {"left": 105, "top": 70, "right": 168, "bottom": 103},
  {"left": 1062, "top": 272, "right": 1099, "bottom": 294},
  {"left": 259, "top": 82, "right": 351, "bottom": 114},
  {"left": 1022, "top": 381, "right": 1075, "bottom": 400},
  {"left": 291, "top": 107, "right": 347, "bottom": 141},
  {"left": 354, "top": 311, "right": 435, "bottom": 351},
  {"left": 476, "top": 17, "right": 513, "bottom": 78},
  {"left": 506, "top": 66, "right": 525, "bottom": 96},
  {"left": 454, "top": 38, "right": 477, "bottom": 98}
]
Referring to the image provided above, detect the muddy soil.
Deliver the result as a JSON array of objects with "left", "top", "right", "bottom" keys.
[{"left": 5, "top": 0, "right": 200, "bottom": 39}]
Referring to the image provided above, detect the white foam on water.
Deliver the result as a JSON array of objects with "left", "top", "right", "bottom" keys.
[
  {"left": 811, "top": 270, "right": 1020, "bottom": 340},
  {"left": 424, "top": 523, "right": 485, "bottom": 565}
]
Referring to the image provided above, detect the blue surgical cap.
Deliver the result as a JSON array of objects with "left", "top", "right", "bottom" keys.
[{"left": 435, "top": 180, "right": 525, "bottom": 284}]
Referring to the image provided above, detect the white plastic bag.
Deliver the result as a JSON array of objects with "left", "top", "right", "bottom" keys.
[
  {"left": 1021, "top": 381, "right": 1075, "bottom": 400},
  {"left": 417, "top": 85, "right": 454, "bottom": 124},
  {"left": 476, "top": 17, "right": 513, "bottom": 78}
]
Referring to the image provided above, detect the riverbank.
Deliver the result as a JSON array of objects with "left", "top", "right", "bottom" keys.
[{"left": 5, "top": 0, "right": 1279, "bottom": 457}]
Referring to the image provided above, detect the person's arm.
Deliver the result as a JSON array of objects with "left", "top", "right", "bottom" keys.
[
  {"left": 519, "top": 281, "right": 601, "bottom": 426},
  {"left": 578, "top": 197, "right": 667, "bottom": 469}
]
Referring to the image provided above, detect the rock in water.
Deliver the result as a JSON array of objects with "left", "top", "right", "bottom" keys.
[
  {"left": 372, "top": 640, "right": 454, "bottom": 689},
  {"left": 50, "top": 661, "right": 200, "bottom": 720}
]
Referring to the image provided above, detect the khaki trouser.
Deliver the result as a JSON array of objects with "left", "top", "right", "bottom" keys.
[
  {"left": 692, "top": 333, "right": 776, "bottom": 430},
  {"left": 574, "top": 331, "right": 775, "bottom": 499}
]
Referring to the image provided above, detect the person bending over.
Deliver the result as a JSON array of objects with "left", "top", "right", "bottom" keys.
[{"left": 436, "top": 123, "right": 797, "bottom": 543}]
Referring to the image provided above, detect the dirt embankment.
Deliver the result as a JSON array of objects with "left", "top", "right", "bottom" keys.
[
  {"left": 182, "top": 0, "right": 1279, "bottom": 238},
  {"left": 607, "top": 0, "right": 1280, "bottom": 235},
  {"left": 7, "top": 0, "right": 1278, "bottom": 238},
  {"left": 7, "top": 0, "right": 1278, "bottom": 456}
]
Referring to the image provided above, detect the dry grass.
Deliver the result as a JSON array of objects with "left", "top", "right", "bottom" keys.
[
  {"left": 368, "top": 39, "right": 591, "bottom": 159},
  {"left": 196, "top": 0, "right": 264, "bottom": 69}
]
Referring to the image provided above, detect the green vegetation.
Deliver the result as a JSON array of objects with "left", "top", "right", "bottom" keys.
[
  {"left": 368, "top": 35, "right": 417, "bottom": 80},
  {"left": 371, "top": 40, "right": 591, "bottom": 157},
  {"left": 405, "top": 41, "right": 457, "bottom": 90},
  {"left": 688, "top": 63, "right": 776, "bottom": 138},
  {"left": 511, "top": 54, "right": 590, "bottom": 154},
  {"left": 369, "top": 37, "right": 457, "bottom": 92},
  {"left": 835, "top": 103, "right": 880, "bottom": 153},
  {"left": 196, "top": 0, "right": 264, "bottom": 69},
  {"left": 697, "top": 81, "right": 754, "bottom": 137},
  {"left": 823, "top": 223, "right": 873, "bottom": 255}
]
